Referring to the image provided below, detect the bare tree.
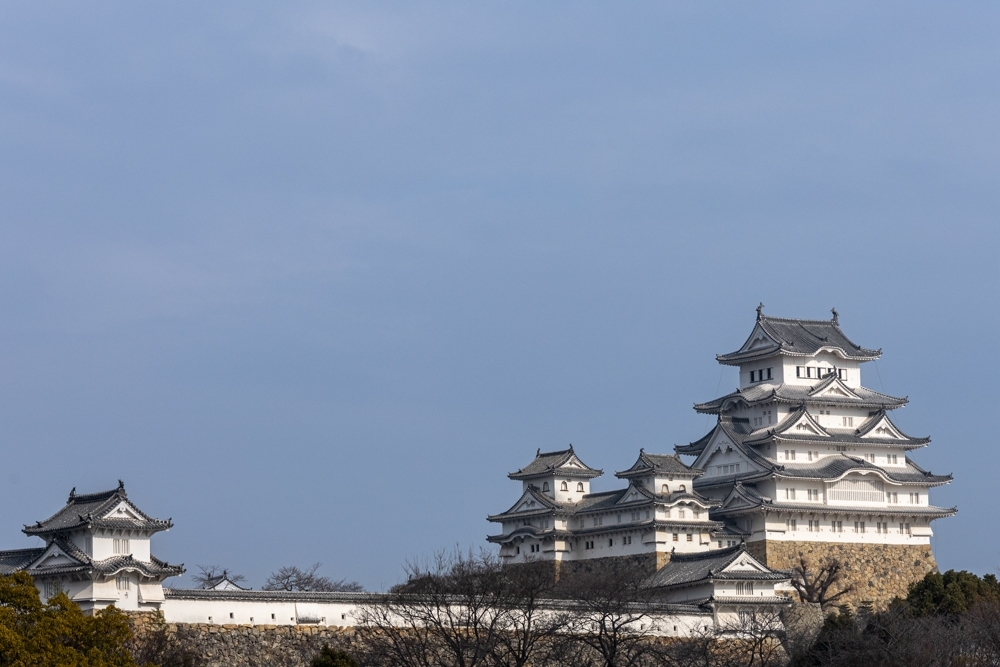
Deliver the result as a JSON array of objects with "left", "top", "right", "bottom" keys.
[
  {"left": 356, "top": 549, "right": 510, "bottom": 667},
  {"left": 191, "top": 564, "right": 246, "bottom": 589},
  {"left": 789, "top": 557, "right": 853, "bottom": 610},
  {"left": 713, "top": 609, "right": 786, "bottom": 667},
  {"left": 490, "top": 560, "right": 570, "bottom": 667},
  {"left": 556, "top": 560, "right": 661, "bottom": 667},
  {"left": 264, "top": 563, "right": 363, "bottom": 592}
]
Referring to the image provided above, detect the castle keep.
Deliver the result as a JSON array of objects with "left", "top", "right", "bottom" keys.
[{"left": 488, "top": 308, "right": 954, "bottom": 606}]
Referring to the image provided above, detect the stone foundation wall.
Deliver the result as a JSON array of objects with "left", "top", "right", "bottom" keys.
[
  {"left": 553, "top": 552, "right": 669, "bottom": 582},
  {"left": 129, "top": 613, "right": 358, "bottom": 667},
  {"left": 746, "top": 540, "right": 937, "bottom": 609}
]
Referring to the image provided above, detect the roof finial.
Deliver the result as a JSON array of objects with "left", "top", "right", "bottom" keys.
[
  {"left": 117, "top": 479, "right": 125, "bottom": 492},
  {"left": 68, "top": 487, "right": 76, "bottom": 500},
  {"left": 536, "top": 448, "right": 540, "bottom": 457},
  {"left": 756, "top": 302, "right": 764, "bottom": 320},
  {"left": 831, "top": 307, "right": 839, "bottom": 323},
  {"left": 640, "top": 447, "right": 645, "bottom": 453}
]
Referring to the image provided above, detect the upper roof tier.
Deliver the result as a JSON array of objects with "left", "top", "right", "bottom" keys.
[
  {"left": 717, "top": 307, "right": 881, "bottom": 366},
  {"left": 694, "top": 374, "right": 907, "bottom": 414},
  {"left": 23, "top": 481, "right": 173, "bottom": 537},
  {"left": 615, "top": 450, "right": 702, "bottom": 479},
  {"left": 508, "top": 447, "right": 603, "bottom": 481}
]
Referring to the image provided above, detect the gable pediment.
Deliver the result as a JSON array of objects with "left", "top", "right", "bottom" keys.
[
  {"left": 741, "top": 324, "right": 779, "bottom": 353},
  {"left": 616, "top": 485, "right": 650, "bottom": 505},
  {"left": 722, "top": 554, "right": 769, "bottom": 574},
  {"left": 29, "top": 543, "right": 86, "bottom": 571},
  {"left": 105, "top": 501, "right": 143, "bottom": 521},
  {"left": 785, "top": 411, "right": 829, "bottom": 437},
  {"left": 861, "top": 415, "right": 905, "bottom": 440},
  {"left": 809, "top": 377, "right": 861, "bottom": 400}
]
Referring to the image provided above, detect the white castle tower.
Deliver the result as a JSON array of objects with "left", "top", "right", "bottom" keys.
[{"left": 678, "top": 306, "right": 954, "bottom": 605}]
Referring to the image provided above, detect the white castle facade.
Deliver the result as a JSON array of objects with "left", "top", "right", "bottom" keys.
[
  {"left": 488, "top": 307, "right": 954, "bottom": 604},
  {"left": 0, "top": 308, "right": 953, "bottom": 625}
]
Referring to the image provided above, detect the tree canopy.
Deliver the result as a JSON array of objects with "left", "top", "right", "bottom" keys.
[
  {"left": 905, "top": 569, "right": 1000, "bottom": 616},
  {"left": 0, "top": 571, "right": 137, "bottom": 667}
]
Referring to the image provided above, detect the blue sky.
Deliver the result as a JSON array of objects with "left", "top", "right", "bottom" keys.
[{"left": 0, "top": 2, "right": 997, "bottom": 589}]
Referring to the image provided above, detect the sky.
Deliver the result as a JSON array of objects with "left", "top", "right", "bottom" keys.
[{"left": 0, "top": 2, "right": 998, "bottom": 590}]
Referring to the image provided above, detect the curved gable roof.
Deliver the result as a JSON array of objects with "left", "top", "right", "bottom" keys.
[
  {"left": 717, "top": 310, "right": 881, "bottom": 365},
  {"left": 23, "top": 482, "right": 172, "bottom": 537},
  {"left": 508, "top": 447, "right": 603, "bottom": 480}
]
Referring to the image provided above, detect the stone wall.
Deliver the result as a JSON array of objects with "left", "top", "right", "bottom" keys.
[
  {"left": 553, "top": 552, "right": 669, "bottom": 582},
  {"left": 129, "top": 613, "right": 359, "bottom": 667},
  {"left": 746, "top": 540, "right": 937, "bottom": 609}
]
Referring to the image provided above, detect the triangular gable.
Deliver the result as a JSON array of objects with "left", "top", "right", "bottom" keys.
[
  {"left": 104, "top": 501, "right": 144, "bottom": 521},
  {"left": 719, "top": 485, "right": 764, "bottom": 511},
  {"left": 28, "top": 542, "right": 86, "bottom": 570},
  {"left": 739, "top": 324, "right": 781, "bottom": 354},
  {"left": 808, "top": 375, "right": 861, "bottom": 401},
  {"left": 558, "top": 454, "right": 590, "bottom": 471},
  {"left": 720, "top": 552, "right": 771, "bottom": 574},
  {"left": 691, "top": 427, "right": 737, "bottom": 469},
  {"left": 859, "top": 413, "right": 906, "bottom": 440},
  {"left": 784, "top": 410, "right": 830, "bottom": 437},
  {"left": 700, "top": 445, "right": 762, "bottom": 475},
  {"left": 614, "top": 483, "right": 653, "bottom": 506},
  {"left": 506, "top": 489, "right": 554, "bottom": 515}
]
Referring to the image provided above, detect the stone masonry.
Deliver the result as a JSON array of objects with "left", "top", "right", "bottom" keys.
[{"left": 746, "top": 540, "right": 937, "bottom": 609}]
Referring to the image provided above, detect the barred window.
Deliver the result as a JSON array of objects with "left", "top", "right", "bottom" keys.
[{"left": 829, "top": 478, "right": 885, "bottom": 502}]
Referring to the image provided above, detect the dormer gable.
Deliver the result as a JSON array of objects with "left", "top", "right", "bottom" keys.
[
  {"left": 808, "top": 375, "right": 862, "bottom": 401},
  {"left": 857, "top": 411, "right": 906, "bottom": 440},
  {"left": 781, "top": 409, "right": 830, "bottom": 438}
]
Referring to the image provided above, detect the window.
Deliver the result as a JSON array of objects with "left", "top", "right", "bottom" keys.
[
  {"left": 44, "top": 581, "right": 55, "bottom": 598},
  {"left": 516, "top": 546, "right": 520, "bottom": 554},
  {"left": 693, "top": 510, "right": 700, "bottom": 519},
  {"left": 899, "top": 523, "right": 911, "bottom": 535},
  {"left": 784, "top": 450, "right": 796, "bottom": 461},
  {"left": 678, "top": 509, "right": 686, "bottom": 519},
  {"left": 887, "top": 492, "right": 899, "bottom": 504},
  {"left": 577, "top": 482, "right": 584, "bottom": 492},
  {"left": 854, "top": 521, "right": 866, "bottom": 533},
  {"left": 542, "top": 482, "right": 549, "bottom": 492},
  {"left": 116, "top": 574, "right": 130, "bottom": 591},
  {"left": 113, "top": 538, "right": 130, "bottom": 555},
  {"left": 672, "top": 533, "right": 679, "bottom": 542},
  {"left": 617, "top": 514, "right": 622, "bottom": 523},
  {"left": 785, "top": 488, "right": 796, "bottom": 501},
  {"left": 593, "top": 517, "right": 603, "bottom": 527},
  {"left": 832, "top": 520, "right": 843, "bottom": 533},
  {"left": 877, "top": 522, "right": 889, "bottom": 534},
  {"left": 838, "top": 369, "right": 848, "bottom": 380},
  {"left": 786, "top": 519, "right": 797, "bottom": 531},
  {"left": 909, "top": 493, "right": 920, "bottom": 504},
  {"left": 661, "top": 484, "right": 669, "bottom": 493},
  {"left": 735, "top": 582, "right": 754, "bottom": 595},
  {"left": 560, "top": 481, "right": 568, "bottom": 491},
  {"left": 808, "top": 519, "right": 819, "bottom": 532},
  {"left": 842, "top": 416, "right": 854, "bottom": 427},
  {"left": 887, "top": 454, "right": 898, "bottom": 465},
  {"left": 829, "top": 478, "right": 885, "bottom": 502},
  {"left": 678, "top": 485, "right": 686, "bottom": 492},
  {"left": 585, "top": 541, "right": 594, "bottom": 550},
  {"left": 835, "top": 445, "right": 848, "bottom": 452},
  {"left": 807, "top": 489, "right": 820, "bottom": 501},
  {"left": 272, "top": 614, "right": 276, "bottom": 620},
  {"left": 864, "top": 453, "right": 876, "bottom": 464},
  {"left": 630, "top": 511, "right": 641, "bottom": 521},
  {"left": 608, "top": 539, "right": 613, "bottom": 547},
  {"left": 686, "top": 533, "right": 693, "bottom": 542},
  {"left": 624, "top": 536, "right": 632, "bottom": 545}
]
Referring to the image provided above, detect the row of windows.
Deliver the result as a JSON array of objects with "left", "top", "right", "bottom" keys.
[
  {"left": 717, "top": 464, "right": 740, "bottom": 475},
  {"left": 542, "top": 481, "right": 585, "bottom": 493},
  {"left": 735, "top": 582, "right": 755, "bottom": 595},
  {"left": 749, "top": 368, "right": 773, "bottom": 383},
  {"left": 113, "top": 538, "right": 130, "bottom": 555},
  {"left": 582, "top": 535, "right": 635, "bottom": 550},
  {"left": 784, "top": 448, "right": 901, "bottom": 466},
  {"left": 796, "top": 366, "right": 848, "bottom": 380},
  {"left": 784, "top": 487, "right": 921, "bottom": 504},
  {"left": 786, "top": 519, "right": 912, "bottom": 534}
]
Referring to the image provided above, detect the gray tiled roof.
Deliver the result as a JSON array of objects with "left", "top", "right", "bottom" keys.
[
  {"left": 717, "top": 312, "right": 881, "bottom": 365},
  {"left": 22, "top": 536, "right": 184, "bottom": 579},
  {"left": 23, "top": 482, "right": 172, "bottom": 537},
  {"left": 694, "top": 378, "right": 907, "bottom": 414},
  {"left": 740, "top": 407, "right": 929, "bottom": 449},
  {"left": 0, "top": 548, "right": 44, "bottom": 575},
  {"left": 616, "top": 450, "right": 701, "bottom": 478},
  {"left": 508, "top": 448, "right": 603, "bottom": 480},
  {"left": 645, "top": 544, "right": 788, "bottom": 589}
]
